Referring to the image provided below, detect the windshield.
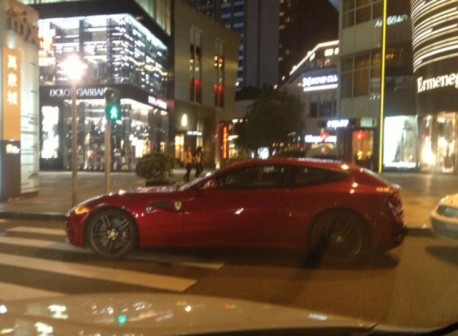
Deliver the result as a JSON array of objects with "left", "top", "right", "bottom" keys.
[{"left": 5, "top": 0, "right": 458, "bottom": 335}]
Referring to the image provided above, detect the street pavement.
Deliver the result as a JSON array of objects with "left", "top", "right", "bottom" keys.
[{"left": 0, "top": 168, "right": 456, "bottom": 229}]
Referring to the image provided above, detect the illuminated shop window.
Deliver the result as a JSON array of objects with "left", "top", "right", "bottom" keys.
[{"left": 38, "top": 14, "right": 168, "bottom": 95}]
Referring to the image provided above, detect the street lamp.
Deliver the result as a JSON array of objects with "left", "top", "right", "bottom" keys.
[{"left": 61, "top": 54, "right": 87, "bottom": 206}]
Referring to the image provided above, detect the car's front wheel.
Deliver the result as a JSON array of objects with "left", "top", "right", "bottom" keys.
[
  {"left": 307, "top": 210, "right": 370, "bottom": 264},
  {"left": 86, "top": 208, "right": 138, "bottom": 257}
]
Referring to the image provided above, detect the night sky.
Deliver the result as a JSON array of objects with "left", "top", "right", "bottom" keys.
[{"left": 297, "top": 0, "right": 339, "bottom": 53}]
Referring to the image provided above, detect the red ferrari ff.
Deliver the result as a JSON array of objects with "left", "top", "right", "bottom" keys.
[{"left": 65, "top": 158, "right": 406, "bottom": 263}]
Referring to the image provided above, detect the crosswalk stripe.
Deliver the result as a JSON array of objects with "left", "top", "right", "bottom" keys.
[
  {"left": 0, "top": 236, "right": 89, "bottom": 253},
  {"left": 0, "top": 282, "right": 64, "bottom": 301},
  {"left": 0, "top": 252, "right": 196, "bottom": 292},
  {"left": 1, "top": 228, "right": 224, "bottom": 270},
  {"left": 8, "top": 227, "right": 66, "bottom": 236}
]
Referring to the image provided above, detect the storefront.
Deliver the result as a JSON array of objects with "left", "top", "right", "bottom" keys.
[
  {"left": 40, "top": 85, "right": 168, "bottom": 171},
  {"left": 411, "top": 0, "right": 458, "bottom": 174},
  {"left": 1, "top": 0, "right": 40, "bottom": 200},
  {"left": 37, "top": 14, "right": 169, "bottom": 171}
]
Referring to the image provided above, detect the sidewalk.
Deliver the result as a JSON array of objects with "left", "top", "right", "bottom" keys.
[
  {"left": 0, "top": 170, "right": 456, "bottom": 229},
  {"left": 0, "top": 170, "right": 186, "bottom": 220}
]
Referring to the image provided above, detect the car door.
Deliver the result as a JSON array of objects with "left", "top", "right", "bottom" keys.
[{"left": 181, "top": 164, "right": 291, "bottom": 248}]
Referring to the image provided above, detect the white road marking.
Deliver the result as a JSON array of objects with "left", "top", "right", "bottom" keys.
[
  {"left": 0, "top": 252, "right": 196, "bottom": 292},
  {"left": 1, "top": 228, "right": 224, "bottom": 270},
  {"left": 0, "top": 282, "right": 64, "bottom": 301},
  {"left": 8, "top": 227, "right": 66, "bottom": 236}
]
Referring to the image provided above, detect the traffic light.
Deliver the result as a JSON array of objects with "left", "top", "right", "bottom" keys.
[{"left": 105, "top": 88, "right": 121, "bottom": 120}]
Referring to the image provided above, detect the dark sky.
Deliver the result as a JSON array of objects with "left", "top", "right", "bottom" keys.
[{"left": 296, "top": 0, "right": 339, "bottom": 54}]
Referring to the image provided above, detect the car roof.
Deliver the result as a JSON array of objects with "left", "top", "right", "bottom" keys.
[{"left": 222, "top": 157, "right": 348, "bottom": 171}]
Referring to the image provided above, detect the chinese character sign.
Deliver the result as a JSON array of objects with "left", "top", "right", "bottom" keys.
[{"left": 3, "top": 48, "right": 21, "bottom": 140}]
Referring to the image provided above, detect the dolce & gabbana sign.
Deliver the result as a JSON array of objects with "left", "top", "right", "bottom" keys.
[
  {"left": 417, "top": 73, "right": 458, "bottom": 93},
  {"left": 48, "top": 87, "right": 106, "bottom": 99}
]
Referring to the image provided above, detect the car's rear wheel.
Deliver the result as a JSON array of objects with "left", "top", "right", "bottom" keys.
[
  {"left": 307, "top": 210, "right": 370, "bottom": 264},
  {"left": 86, "top": 208, "right": 138, "bottom": 257}
]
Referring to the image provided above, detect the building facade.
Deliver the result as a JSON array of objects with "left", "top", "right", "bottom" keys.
[
  {"left": 334, "top": 0, "right": 415, "bottom": 172},
  {"left": 27, "top": 0, "right": 171, "bottom": 171},
  {"left": 280, "top": 40, "right": 340, "bottom": 158},
  {"left": 172, "top": 0, "right": 239, "bottom": 168},
  {"left": 187, "top": 0, "right": 279, "bottom": 90},
  {"left": 0, "top": 0, "right": 40, "bottom": 200},
  {"left": 18, "top": 0, "right": 238, "bottom": 172},
  {"left": 411, "top": 0, "right": 458, "bottom": 174}
]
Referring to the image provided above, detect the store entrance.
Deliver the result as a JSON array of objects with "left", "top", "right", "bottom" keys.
[{"left": 352, "top": 129, "right": 374, "bottom": 170}]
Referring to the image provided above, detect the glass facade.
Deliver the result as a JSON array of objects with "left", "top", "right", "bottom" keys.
[{"left": 38, "top": 14, "right": 169, "bottom": 171}]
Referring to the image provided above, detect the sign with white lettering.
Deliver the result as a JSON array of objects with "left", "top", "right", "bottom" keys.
[
  {"left": 148, "top": 96, "right": 168, "bottom": 110},
  {"left": 327, "top": 119, "right": 349, "bottom": 128},
  {"left": 417, "top": 73, "right": 458, "bottom": 93},
  {"left": 374, "top": 15, "right": 409, "bottom": 28},
  {"left": 48, "top": 87, "right": 106, "bottom": 99},
  {"left": 302, "top": 74, "right": 338, "bottom": 92}
]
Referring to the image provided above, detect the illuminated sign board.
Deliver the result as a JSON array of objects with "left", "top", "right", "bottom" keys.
[
  {"left": 221, "top": 125, "right": 229, "bottom": 160},
  {"left": 417, "top": 73, "right": 458, "bottom": 93},
  {"left": 305, "top": 135, "right": 336, "bottom": 144},
  {"left": 374, "top": 15, "right": 409, "bottom": 28},
  {"left": 3, "top": 48, "right": 22, "bottom": 140},
  {"left": 327, "top": 119, "right": 349, "bottom": 128},
  {"left": 48, "top": 87, "right": 105, "bottom": 99},
  {"left": 148, "top": 96, "right": 167, "bottom": 110},
  {"left": 302, "top": 74, "right": 338, "bottom": 92}
]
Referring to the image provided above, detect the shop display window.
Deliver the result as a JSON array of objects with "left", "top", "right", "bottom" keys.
[
  {"left": 383, "top": 116, "right": 418, "bottom": 170},
  {"left": 420, "top": 113, "right": 456, "bottom": 173}
]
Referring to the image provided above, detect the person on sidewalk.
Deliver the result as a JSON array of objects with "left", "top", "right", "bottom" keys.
[
  {"left": 194, "top": 146, "right": 204, "bottom": 178},
  {"left": 183, "top": 145, "right": 194, "bottom": 182}
]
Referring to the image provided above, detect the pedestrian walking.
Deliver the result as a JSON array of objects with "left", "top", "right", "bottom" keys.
[
  {"left": 194, "top": 146, "right": 204, "bottom": 178},
  {"left": 183, "top": 145, "right": 194, "bottom": 182}
]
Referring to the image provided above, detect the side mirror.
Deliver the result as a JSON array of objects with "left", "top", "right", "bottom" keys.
[{"left": 202, "top": 179, "right": 217, "bottom": 190}]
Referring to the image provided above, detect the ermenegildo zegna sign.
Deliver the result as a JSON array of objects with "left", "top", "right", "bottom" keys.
[{"left": 417, "top": 73, "right": 458, "bottom": 93}]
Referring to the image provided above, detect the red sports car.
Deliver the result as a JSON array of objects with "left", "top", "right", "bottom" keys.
[{"left": 65, "top": 158, "right": 406, "bottom": 263}]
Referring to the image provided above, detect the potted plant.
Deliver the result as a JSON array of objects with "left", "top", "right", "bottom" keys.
[{"left": 135, "top": 152, "right": 176, "bottom": 186}]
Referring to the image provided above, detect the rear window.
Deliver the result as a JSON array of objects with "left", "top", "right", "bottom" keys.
[
  {"left": 287, "top": 166, "right": 348, "bottom": 188},
  {"left": 351, "top": 166, "right": 391, "bottom": 186}
]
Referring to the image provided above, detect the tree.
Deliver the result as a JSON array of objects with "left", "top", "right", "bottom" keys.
[
  {"left": 135, "top": 152, "right": 175, "bottom": 185},
  {"left": 235, "top": 88, "right": 304, "bottom": 156}
]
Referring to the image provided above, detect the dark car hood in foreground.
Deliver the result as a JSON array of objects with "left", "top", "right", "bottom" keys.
[{"left": 0, "top": 293, "right": 455, "bottom": 335}]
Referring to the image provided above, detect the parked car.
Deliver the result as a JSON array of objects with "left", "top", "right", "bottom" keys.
[
  {"left": 65, "top": 158, "right": 406, "bottom": 263},
  {"left": 430, "top": 193, "right": 458, "bottom": 242}
]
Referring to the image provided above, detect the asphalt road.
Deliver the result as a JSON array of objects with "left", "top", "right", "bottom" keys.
[{"left": 0, "top": 217, "right": 457, "bottom": 329}]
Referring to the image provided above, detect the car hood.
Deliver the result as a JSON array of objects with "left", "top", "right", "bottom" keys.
[
  {"left": 0, "top": 293, "right": 380, "bottom": 335},
  {"left": 437, "top": 194, "right": 458, "bottom": 209}
]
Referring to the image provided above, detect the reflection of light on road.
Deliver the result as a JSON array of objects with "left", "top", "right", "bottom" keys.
[
  {"left": 308, "top": 313, "right": 328, "bottom": 321},
  {"left": 235, "top": 208, "right": 244, "bottom": 215}
]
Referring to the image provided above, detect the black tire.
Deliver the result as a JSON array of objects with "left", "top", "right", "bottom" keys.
[
  {"left": 86, "top": 208, "right": 138, "bottom": 257},
  {"left": 307, "top": 210, "right": 370, "bottom": 264}
]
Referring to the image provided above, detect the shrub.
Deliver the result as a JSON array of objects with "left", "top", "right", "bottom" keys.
[{"left": 135, "top": 152, "right": 175, "bottom": 182}]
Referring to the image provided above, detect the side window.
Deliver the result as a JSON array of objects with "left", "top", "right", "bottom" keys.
[
  {"left": 288, "top": 167, "right": 347, "bottom": 188},
  {"left": 218, "top": 165, "right": 286, "bottom": 190}
]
